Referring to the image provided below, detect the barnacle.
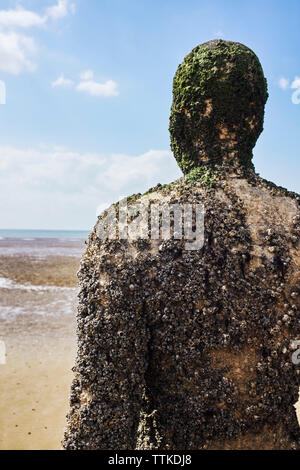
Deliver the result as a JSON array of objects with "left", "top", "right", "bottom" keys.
[{"left": 63, "top": 41, "right": 299, "bottom": 451}]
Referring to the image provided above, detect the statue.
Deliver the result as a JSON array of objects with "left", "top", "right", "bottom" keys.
[{"left": 63, "top": 40, "right": 300, "bottom": 450}]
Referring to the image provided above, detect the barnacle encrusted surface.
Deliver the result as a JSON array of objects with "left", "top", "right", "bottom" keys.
[
  {"left": 63, "top": 168, "right": 300, "bottom": 450},
  {"left": 169, "top": 40, "right": 268, "bottom": 173},
  {"left": 63, "top": 41, "right": 299, "bottom": 450}
]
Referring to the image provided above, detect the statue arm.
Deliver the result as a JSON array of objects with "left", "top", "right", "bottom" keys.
[{"left": 63, "top": 239, "right": 149, "bottom": 450}]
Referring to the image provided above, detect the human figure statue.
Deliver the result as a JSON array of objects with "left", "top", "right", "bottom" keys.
[{"left": 63, "top": 40, "right": 300, "bottom": 450}]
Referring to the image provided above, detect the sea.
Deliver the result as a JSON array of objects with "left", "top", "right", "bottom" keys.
[{"left": 0, "top": 229, "right": 90, "bottom": 239}]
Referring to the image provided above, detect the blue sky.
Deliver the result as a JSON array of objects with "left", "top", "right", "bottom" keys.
[{"left": 0, "top": 0, "right": 299, "bottom": 230}]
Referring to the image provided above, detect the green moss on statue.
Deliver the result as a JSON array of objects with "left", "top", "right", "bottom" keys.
[
  {"left": 185, "top": 166, "right": 218, "bottom": 187},
  {"left": 169, "top": 40, "right": 268, "bottom": 174}
]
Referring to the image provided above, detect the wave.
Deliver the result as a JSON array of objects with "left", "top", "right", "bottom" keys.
[
  {"left": 0, "top": 298, "right": 77, "bottom": 319},
  {"left": 0, "top": 277, "right": 77, "bottom": 292}
]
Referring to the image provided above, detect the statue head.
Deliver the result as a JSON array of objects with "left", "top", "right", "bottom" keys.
[{"left": 169, "top": 40, "right": 268, "bottom": 174}]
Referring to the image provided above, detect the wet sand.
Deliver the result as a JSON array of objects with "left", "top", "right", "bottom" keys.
[
  {"left": 0, "top": 254, "right": 80, "bottom": 288},
  {"left": 0, "top": 242, "right": 80, "bottom": 450},
  {"left": 0, "top": 325, "right": 76, "bottom": 450}
]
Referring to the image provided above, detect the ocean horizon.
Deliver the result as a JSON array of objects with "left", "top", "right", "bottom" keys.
[{"left": 0, "top": 229, "right": 90, "bottom": 240}]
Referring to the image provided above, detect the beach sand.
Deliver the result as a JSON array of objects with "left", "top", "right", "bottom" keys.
[
  {"left": 0, "top": 242, "right": 299, "bottom": 450},
  {"left": 0, "top": 246, "right": 79, "bottom": 450},
  {"left": 0, "top": 323, "right": 76, "bottom": 450},
  {"left": 0, "top": 254, "right": 80, "bottom": 288}
]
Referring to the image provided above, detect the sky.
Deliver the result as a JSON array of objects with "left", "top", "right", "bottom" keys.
[{"left": 0, "top": 0, "right": 299, "bottom": 230}]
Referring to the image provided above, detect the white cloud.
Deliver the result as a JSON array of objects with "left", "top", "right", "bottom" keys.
[
  {"left": 0, "top": 6, "right": 46, "bottom": 28},
  {"left": 76, "top": 79, "right": 119, "bottom": 97},
  {"left": 53, "top": 70, "right": 119, "bottom": 97},
  {"left": 46, "top": 0, "right": 75, "bottom": 21},
  {"left": 278, "top": 77, "right": 289, "bottom": 90},
  {"left": 102, "top": 150, "right": 178, "bottom": 190},
  {"left": 80, "top": 69, "right": 94, "bottom": 80},
  {"left": 0, "top": 1, "right": 75, "bottom": 27},
  {"left": 291, "top": 76, "right": 300, "bottom": 89},
  {"left": 0, "top": 2, "right": 75, "bottom": 75},
  {"left": 0, "top": 146, "right": 179, "bottom": 194},
  {"left": 290, "top": 76, "right": 300, "bottom": 104},
  {"left": 0, "top": 31, "right": 36, "bottom": 74},
  {"left": 292, "top": 89, "right": 300, "bottom": 105},
  {"left": 0, "top": 145, "right": 106, "bottom": 197},
  {"left": 0, "top": 146, "right": 182, "bottom": 229},
  {"left": 52, "top": 74, "right": 74, "bottom": 87},
  {"left": 278, "top": 76, "right": 300, "bottom": 104}
]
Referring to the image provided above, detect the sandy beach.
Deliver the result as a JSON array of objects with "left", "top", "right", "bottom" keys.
[
  {"left": 0, "top": 321, "right": 76, "bottom": 450},
  {"left": 0, "top": 236, "right": 299, "bottom": 450},
  {"left": 0, "top": 236, "right": 82, "bottom": 450}
]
